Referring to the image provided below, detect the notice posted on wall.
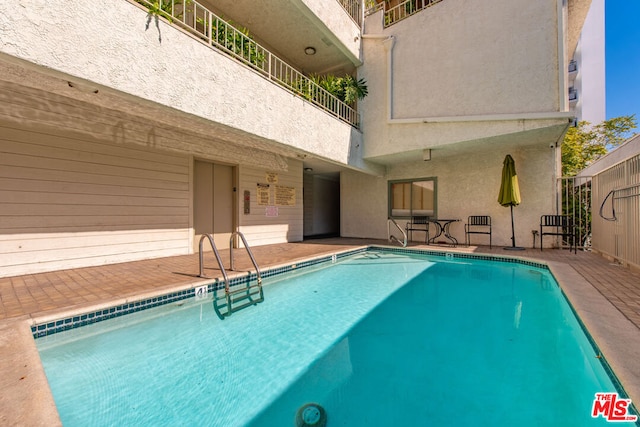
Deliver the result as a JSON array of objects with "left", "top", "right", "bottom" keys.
[
  {"left": 265, "top": 172, "right": 278, "bottom": 184},
  {"left": 257, "top": 183, "right": 270, "bottom": 206},
  {"left": 275, "top": 185, "right": 296, "bottom": 206},
  {"left": 265, "top": 206, "right": 278, "bottom": 217}
]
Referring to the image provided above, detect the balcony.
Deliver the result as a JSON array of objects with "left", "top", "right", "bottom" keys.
[
  {"left": 337, "top": 0, "right": 363, "bottom": 26},
  {"left": 568, "top": 59, "right": 578, "bottom": 73},
  {"left": 569, "top": 87, "right": 578, "bottom": 104},
  {"left": 136, "top": 0, "right": 360, "bottom": 127},
  {"left": 366, "top": 0, "right": 445, "bottom": 27}
]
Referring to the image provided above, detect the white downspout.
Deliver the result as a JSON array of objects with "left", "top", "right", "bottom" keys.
[{"left": 558, "top": 0, "right": 568, "bottom": 113}]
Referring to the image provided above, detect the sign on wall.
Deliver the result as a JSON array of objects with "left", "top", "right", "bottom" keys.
[
  {"left": 266, "top": 172, "right": 278, "bottom": 184},
  {"left": 265, "top": 206, "right": 278, "bottom": 217},
  {"left": 275, "top": 185, "right": 296, "bottom": 206},
  {"left": 256, "top": 183, "right": 270, "bottom": 205},
  {"left": 243, "top": 190, "right": 250, "bottom": 214}
]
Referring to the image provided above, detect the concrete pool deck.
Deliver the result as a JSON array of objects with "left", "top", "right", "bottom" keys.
[{"left": 1, "top": 238, "right": 639, "bottom": 425}]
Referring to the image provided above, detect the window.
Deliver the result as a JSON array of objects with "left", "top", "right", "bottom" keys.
[{"left": 389, "top": 178, "right": 437, "bottom": 218}]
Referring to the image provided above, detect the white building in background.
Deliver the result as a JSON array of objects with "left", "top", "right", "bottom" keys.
[
  {"left": 569, "top": 0, "right": 606, "bottom": 125},
  {"left": 0, "top": 0, "right": 593, "bottom": 277}
]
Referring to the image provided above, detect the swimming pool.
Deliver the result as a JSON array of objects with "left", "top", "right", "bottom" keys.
[{"left": 35, "top": 248, "right": 638, "bottom": 426}]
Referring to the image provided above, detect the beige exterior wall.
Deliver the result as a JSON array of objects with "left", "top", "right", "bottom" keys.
[
  {"left": 0, "top": 119, "right": 309, "bottom": 276},
  {"left": 0, "top": 0, "right": 362, "bottom": 169},
  {"left": 237, "top": 162, "right": 304, "bottom": 246},
  {"left": 360, "top": 0, "right": 568, "bottom": 161},
  {"left": 389, "top": 0, "right": 560, "bottom": 118},
  {"left": 0, "top": 0, "right": 578, "bottom": 277},
  {"left": 0, "top": 123, "right": 191, "bottom": 277},
  {"left": 342, "top": 144, "right": 558, "bottom": 248}
]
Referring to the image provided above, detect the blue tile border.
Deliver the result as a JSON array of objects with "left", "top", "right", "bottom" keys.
[
  {"left": 30, "top": 246, "right": 545, "bottom": 339},
  {"left": 370, "top": 245, "right": 549, "bottom": 270},
  {"left": 31, "top": 289, "right": 196, "bottom": 338}
]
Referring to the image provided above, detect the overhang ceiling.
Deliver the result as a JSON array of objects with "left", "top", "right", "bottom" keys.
[
  {"left": 199, "top": 0, "right": 360, "bottom": 76},
  {"left": 364, "top": 122, "right": 571, "bottom": 165}
]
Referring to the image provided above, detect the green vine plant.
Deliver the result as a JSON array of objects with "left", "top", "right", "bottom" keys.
[{"left": 143, "top": 0, "right": 184, "bottom": 23}]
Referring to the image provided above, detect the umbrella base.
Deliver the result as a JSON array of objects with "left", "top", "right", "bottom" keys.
[{"left": 504, "top": 246, "right": 525, "bottom": 251}]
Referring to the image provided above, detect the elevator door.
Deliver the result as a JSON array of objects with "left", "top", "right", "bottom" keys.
[{"left": 194, "top": 161, "right": 234, "bottom": 252}]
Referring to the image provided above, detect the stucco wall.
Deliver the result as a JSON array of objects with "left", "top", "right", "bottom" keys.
[
  {"left": 342, "top": 144, "right": 558, "bottom": 248},
  {"left": 0, "top": 0, "right": 358, "bottom": 167},
  {"left": 359, "top": 0, "right": 565, "bottom": 160},
  {"left": 365, "top": 0, "right": 559, "bottom": 118}
]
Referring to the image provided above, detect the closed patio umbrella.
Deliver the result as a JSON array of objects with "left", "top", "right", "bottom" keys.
[{"left": 498, "top": 154, "right": 524, "bottom": 250}]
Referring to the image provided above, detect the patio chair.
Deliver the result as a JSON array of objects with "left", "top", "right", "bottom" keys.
[
  {"left": 465, "top": 215, "right": 492, "bottom": 248},
  {"left": 405, "top": 216, "right": 430, "bottom": 243},
  {"left": 540, "top": 215, "right": 577, "bottom": 253}
]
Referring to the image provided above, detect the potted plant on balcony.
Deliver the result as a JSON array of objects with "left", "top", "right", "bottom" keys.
[{"left": 311, "top": 74, "right": 368, "bottom": 106}]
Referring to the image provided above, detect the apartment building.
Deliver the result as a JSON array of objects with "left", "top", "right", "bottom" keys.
[
  {"left": 0, "top": 0, "right": 591, "bottom": 277},
  {"left": 568, "top": 0, "right": 606, "bottom": 125}
]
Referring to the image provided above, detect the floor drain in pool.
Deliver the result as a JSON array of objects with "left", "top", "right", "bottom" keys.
[{"left": 295, "top": 403, "right": 327, "bottom": 427}]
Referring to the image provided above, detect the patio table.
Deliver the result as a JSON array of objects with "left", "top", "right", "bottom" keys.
[{"left": 428, "top": 218, "right": 461, "bottom": 246}]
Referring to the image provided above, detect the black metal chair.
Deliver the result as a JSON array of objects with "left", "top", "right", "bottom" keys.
[
  {"left": 465, "top": 216, "right": 492, "bottom": 248},
  {"left": 405, "top": 216, "right": 430, "bottom": 243},
  {"left": 540, "top": 215, "right": 576, "bottom": 253}
]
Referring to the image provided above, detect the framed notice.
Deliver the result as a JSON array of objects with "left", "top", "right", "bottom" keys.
[
  {"left": 257, "top": 183, "right": 270, "bottom": 206},
  {"left": 275, "top": 185, "right": 296, "bottom": 206},
  {"left": 265, "top": 172, "right": 278, "bottom": 184}
]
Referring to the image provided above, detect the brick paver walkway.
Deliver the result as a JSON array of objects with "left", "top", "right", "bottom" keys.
[{"left": 1, "top": 238, "right": 639, "bottom": 329}]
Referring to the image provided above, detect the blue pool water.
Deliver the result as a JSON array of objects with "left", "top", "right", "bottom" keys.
[{"left": 36, "top": 250, "right": 636, "bottom": 426}]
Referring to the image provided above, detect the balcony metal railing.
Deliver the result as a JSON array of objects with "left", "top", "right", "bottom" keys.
[
  {"left": 337, "top": 0, "right": 362, "bottom": 26},
  {"left": 134, "top": 0, "right": 360, "bottom": 128},
  {"left": 365, "top": 1, "right": 384, "bottom": 17},
  {"left": 568, "top": 87, "right": 578, "bottom": 101},
  {"left": 383, "top": 0, "right": 443, "bottom": 27}
]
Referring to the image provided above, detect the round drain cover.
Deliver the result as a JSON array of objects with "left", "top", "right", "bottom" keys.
[{"left": 295, "top": 403, "right": 327, "bottom": 427}]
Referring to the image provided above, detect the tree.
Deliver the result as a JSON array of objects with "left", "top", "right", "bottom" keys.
[
  {"left": 562, "top": 115, "right": 637, "bottom": 177},
  {"left": 560, "top": 115, "right": 636, "bottom": 247}
]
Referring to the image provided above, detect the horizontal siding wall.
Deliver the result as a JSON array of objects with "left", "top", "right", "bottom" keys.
[
  {"left": 0, "top": 124, "right": 191, "bottom": 277},
  {"left": 238, "top": 162, "right": 303, "bottom": 246}
]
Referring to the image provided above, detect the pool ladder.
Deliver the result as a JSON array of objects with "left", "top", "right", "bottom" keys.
[
  {"left": 198, "top": 231, "right": 264, "bottom": 318},
  {"left": 387, "top": 218, "right": 407, "bottom": 247}
]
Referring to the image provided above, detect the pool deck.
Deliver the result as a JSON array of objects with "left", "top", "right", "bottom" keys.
[{"left": 1, "top": 238, "right": 639, "bottom": 426}]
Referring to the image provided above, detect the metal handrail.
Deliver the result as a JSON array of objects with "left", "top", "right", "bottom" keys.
[
  {"left": 387, "top": 217, "right": 408, "bottom": 247},
  {"left": 229, "top": 231, "right": 262, "bottom": 286},
  {"left": 199, "top": 232, "right": 264, "bottom": 318},
  {"left": 198, "top": 233, "right": 232, "bottom": 312},
  {"left": 337, "top": 0, "right": 362, "bottom": 25},
  {"left": 133, "top": 0, "right": 360, "bottom": 128},
  {"left": 198, "top": 234, "right": 230, "bottom": 284}
]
